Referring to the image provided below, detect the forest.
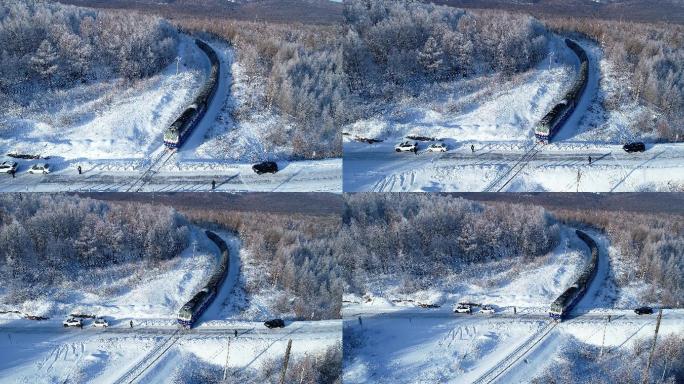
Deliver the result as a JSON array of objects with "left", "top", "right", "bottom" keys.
[
  {"left": 338, "top": 194, "right": 560, "bottom": 293},
  {"left": 0, "top": 0, "right": 178, "bottom": 104},
  {"left": 178, "top": 18, "right": 349, "bottom": 158},
  {"left": 553, "top": 208, "right": 684, "bottom": 307},
  {"left": 0, "top": 194, "right": 190, "bottom": 303},
  {"left": 547, "top": 17, "right": 684, "bottom": 141},
  {"left": 183, "top": 207, "right": 343, "bottom": 320},
  {"left": 343, "top": 0, "right": 548, "bottom": 99}
]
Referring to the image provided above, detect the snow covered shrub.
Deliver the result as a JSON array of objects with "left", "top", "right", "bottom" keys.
[
  {"left": 0, "top": 0, "right": 178, "bottom": 101},
  {"left": 344, "top": 0, "right": 548, "bottom": 98},
  {"left": 340, "top": 194, "right": 560, "bottom": 293}
]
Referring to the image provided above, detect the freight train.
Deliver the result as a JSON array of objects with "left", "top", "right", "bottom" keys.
[
  {"left": 534, "top": 39, "right": 589, "bottom": 143},
  {"left": 549, "top": 230, "right": 599, "bottom": 320},
  {"left": 163, "top": 39, "right": 221, "bottom": 148},
  {"left": 177, "top": 230, "right": 230, "bottom": 328}
]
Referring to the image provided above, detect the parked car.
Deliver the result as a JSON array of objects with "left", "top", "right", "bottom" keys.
[
  {"left": 395, "top": 141, "right": 417, "bottom": 152},
  {"left": 63, "top": 318, "right": 83, "bottom": 328},
  {"left": 264, "top": 319, "right": 286, "bottom": 328},
  {"left": 28, "top": 163, "right": 50, "bottom": 174},
  {"left": 92, "top": 318, "right": 109, "bottom": 328},
  {"left": 426, "top": 143, "right": 447, "bottom": 152},
  {"left": 252, "top": 161, "right": 278, "bottom": 174},
  {"left": 453, "top": 304, "right": 472, "bottom": 314},
  {"left": 623, "top": 142, "right": 646, "bottom": 153},
  {"left": 634, "top": 306, "right": 653, "bottom": 315},
  {"left": 0, "top": 161, "right": 18, "bottom": 174},
  {"left": 480, "top": 305, "right": 495, "bottom": 314}
]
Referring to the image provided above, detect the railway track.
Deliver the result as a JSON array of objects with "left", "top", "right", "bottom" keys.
[
  {"left": 113, "top": 328, "right": 184, "bottom": 384},
  {"left": 472, "top": 320, "right": 557, "bottom": 384},
  {"left": 125, "top": 148, "right": 176, "bottom": 192},
  {"left": 483, "top": 142, "right": 544, "bottom": 192}
]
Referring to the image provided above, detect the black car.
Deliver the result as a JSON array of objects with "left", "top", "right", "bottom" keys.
[
  {"left": 252, "top": 161, "right": 278, "bottom": 174},
  {"left": 623, "top": 142, "right": 646, "bottom": 153},
  {"left": 264, "top": 319, "right": 285, "bottom": 328},
  {"left": 634, "top": 306, "right": 653, "bottom": 315}
]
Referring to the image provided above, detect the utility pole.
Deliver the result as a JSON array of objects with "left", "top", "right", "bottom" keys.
[
  {"left": 279, "top": 339, "right": 293, "bottom": 384},
  {"left": 222, "top": 337, "right": 231, "bottom": 382},
  {"left": 599, "top": 315, "right": 608, "bottom": 358},
  {"left": 642, "top": 309, "right": 663, "bottom": 384}
]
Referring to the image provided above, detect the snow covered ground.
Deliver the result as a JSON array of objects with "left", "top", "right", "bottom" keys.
[
  {"left": 0, "top": 230, "right": 342, "bottom": 383},
  {"left": 342, "top": 229, "right": 684, "bottom": 383},
  {"left": 342, "top": 36, "right": 683, "bottom": 192},
  {"left": 0, "top": 35, "right": 206, "bottom": 161}
]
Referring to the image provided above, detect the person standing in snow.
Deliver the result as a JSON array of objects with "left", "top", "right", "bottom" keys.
[
  {"left": 130, "top": 320, "right": 133, "bottom": 328},
  {"left": 77, "top": 165, "right": 82, "bottom": 175},
  {"left": 588, "top": 156, "right": 592, "bottom": 165},
  {"left": 212, "top": 179, "right": 216, "bottom": 190},
  {"left": 234, "top": 329, "right": 238, "bottom": 338},
  {"left": 471, "top": 144, "right": 475, "bottom": 153}
]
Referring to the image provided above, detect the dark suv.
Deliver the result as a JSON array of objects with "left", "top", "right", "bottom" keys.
[
  {"left": 264, "top": 319, "right": 286, "bottom": 328},
  {"left": 623, "top": 142, "right": 646, "bottom": 153},
  {"left": 252, "top": 161, "right": 278, "bottom": 174},
  {"left": 634, "top": 306, "right": 653, "bottom": 315}
]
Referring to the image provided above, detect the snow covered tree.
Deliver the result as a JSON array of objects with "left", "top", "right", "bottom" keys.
[
  {"left": 30, "top": 40, "right": 59, "bottom": 86},
  {"left": 418, "top": 36, "right": 444, "bottom": 77}
]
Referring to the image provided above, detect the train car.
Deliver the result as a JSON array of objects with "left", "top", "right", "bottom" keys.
[
  {"left": 177, "top": 230, "right": 230, "bottom": 328},
  {"left": 163, "top": 39, "right": 221, "bottom": 149},
  {"left": 163, "top": 106, "right": 199, "bottom": 148},
  {"left": 534, "top": 39, "right": 589, "bottom": 143},
  {"left": 549, "top": 230, "right": 599, "bottom": 320}
]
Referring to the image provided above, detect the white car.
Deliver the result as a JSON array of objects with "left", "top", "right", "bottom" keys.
[
  {"left": 0, "top": 161, "right": 18, "bottom": 174},
  {"left": 28, "top": 163, "right": 50, "bottom": 174},
  {"left": 480, "top": 305, "right": 495, "bottom": 314},
  {"left": 63, "top": 318, "right": 83, "bottom": 328},
  {"left": 426, "top": 143, "right": 447, "bottom": 152},
  {"left": 454, "top": 304, "right": 472, "bottom": 314},
  {"left": 395, "top": 141, "right": 417, "bottom": 152},
  {"left": 93, "top": 318, "right": 109, "bottom": 328}
]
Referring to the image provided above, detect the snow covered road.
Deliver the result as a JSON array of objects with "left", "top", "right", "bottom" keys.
[
  {"left": 343, "top": 142, "right": 684, "bottom": 192},
  {"left": 0, "top": 158, "right": 341, "bottom": 192}
]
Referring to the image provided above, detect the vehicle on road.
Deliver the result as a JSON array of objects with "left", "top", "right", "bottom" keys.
[
  {"left": 252, "top": 161, "right": 278, "bottom": 174},
  {"left": 264, "top": 319, "right": 286, "bottom": 328},
  {"left": 454, "top": 304, "right": 472, "bottom": 314},
  {"left": 480, "top": 305, "right": 495, "bottom": 314},
  {"left": 63, "top": 318, "right": 83, "bottom": 328},
  {"left": 0, "top": 161, "right": 18, "bottom": 174},
  {"left": 634, "top": 306, "right": 653, "bottom": 315},
  {"left": 93, "top": 318, "right": 109, "bottom": 328},
  {"left": 426, "top": 143, "right": 447, "bottom": 152},
  {"left": 395, "top": 141, "right": 417, "bottom": 152},
  {"left": 623, "top": 142, "right": 646, "bottom": 153},
  {"left": 28, "top": 163, "right": 50, "bottom": 174}
]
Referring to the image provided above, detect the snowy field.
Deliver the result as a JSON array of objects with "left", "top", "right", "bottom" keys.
[
  {"left": 0, "top": 230, "right": 342, "bottom": 383},
  {"left": 343, "top": 310, "right": 684, "bottom": 384},
  {"left": 342, "top": 36, "right": 683, "bottom": 192},
  {"left": 343, "top": 229, "right": 684, "bottom": 383}
]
